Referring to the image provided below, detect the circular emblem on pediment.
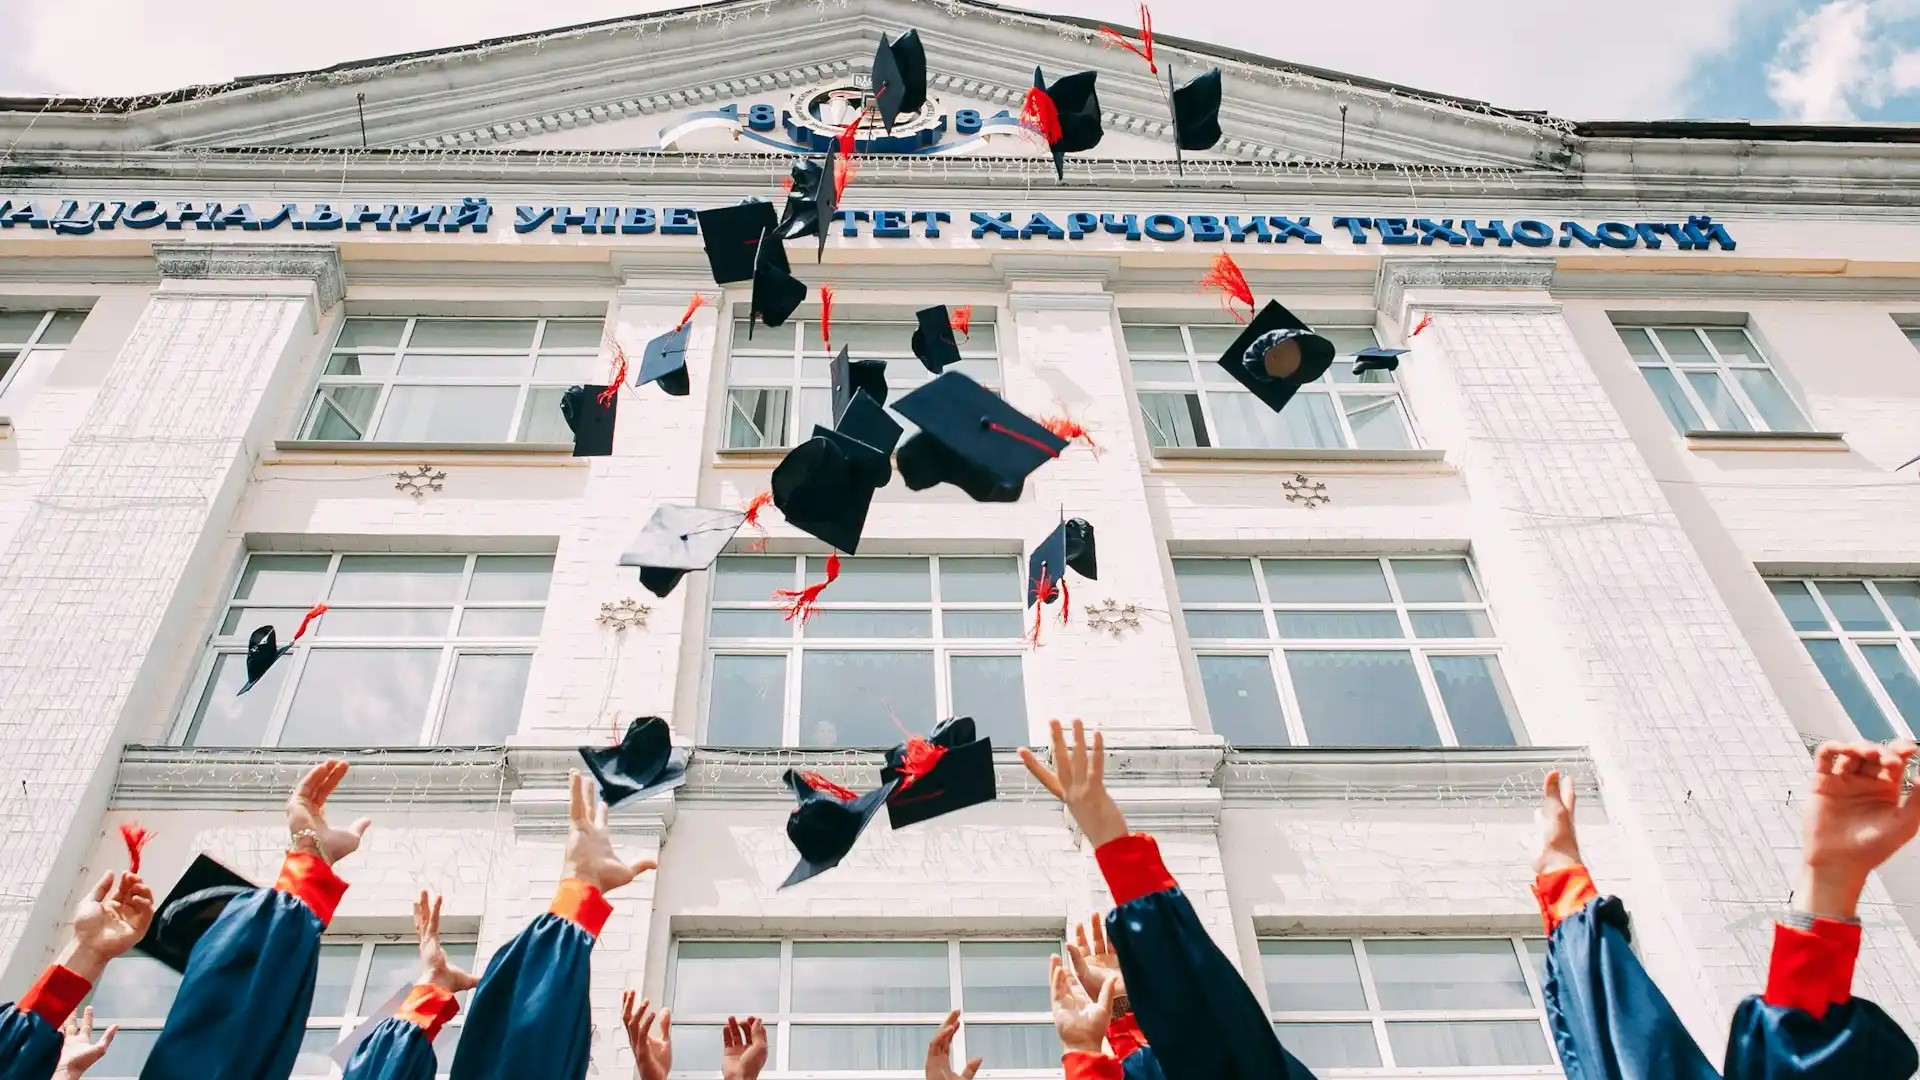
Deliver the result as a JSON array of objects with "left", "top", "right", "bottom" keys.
[{"left": 787, "top": 75, "right": 942, "bottom": 144}]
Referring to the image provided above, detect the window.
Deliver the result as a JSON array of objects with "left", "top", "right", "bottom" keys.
[
  {"left": 705, "top": 555, "right": 1028, "bottom": 747},
  {"left": 85, "top": 939, "right": 476, "bottom": 1078},
  {"left": 1616, "top": 325, "right": 1810, "bottom": 434},
  {"left": 1261, "top": 936, "right": 1554, "bottom": 1073},
  {"left": 300, "top": 317, "right": 606, "bottom": 444},
  {"left": 722, "top": 316, "right": 1001, "bottom": 449},
  {"left": 667, "top": 939, "right": 1056, "bottom": 1076},
  {"left": 0, "top": 309, "right": 85, "bottom": 406},
  {"left": 1175, "top": 557, "right": 1523, "bottom": 748},
  {"left": 1905, "top": 326, "right": 1920, "bottom": 353},
  {"left": 1124, "top": 322, "right": 1411, "bottom": 451},
  {"left": 1768, "top": 577, "right": 1920, "bottom": 742},
  {"left": 180, "top": 553, "right": 551, "bottom": 747}
]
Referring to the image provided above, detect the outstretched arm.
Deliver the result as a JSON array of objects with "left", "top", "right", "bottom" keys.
[
  {"left": 341, "top": 891, "right": 477, "bottom": 1080},
  {"left": 0, "top": 875, "right": 153, "bottom": 1080}
]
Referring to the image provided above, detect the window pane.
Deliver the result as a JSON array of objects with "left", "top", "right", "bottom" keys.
[
  {"left": 824, "top": 321, "right": 912, "bottom": 354},
  {"left": 1173, "top": 559, "right": 1259, "bottom": 603},
  {"left": 1199, "top": 655, "right": 1287, "bottom": 745},
  {"left": 943, "top": 611, "right": 1025, "bottom": 638},
  {"left": 1288, "top": 650, "right": 1441, "bottom": 746},
  {"left": 292, "top": 1029, "right": 342, "bottom": 1076},
  {"left": 1640, "top": 367, "right": 1703, "bottom": 432},
  {"left": 707, "top": 655, "right": 786, "bottom": 746},
  {"left": 939, "top": 557, "right": 1020, "bottom": 602},
  {"left": 1409, "top": 611, "right": 1494, "bottom": 638},
  {"left": 670, "top": 1025, "right": 779, "bottom": 1075},
  {"left": 713, "top": 556, "right": 794, "bottom": 601},
  {"left": 1386, "top": 1020, "right": 1553, "bottom": 1067},
  {"left": 311, "top": 944, "right": 363, "bottom": 1015},
  {"left": 408, "top": 319, "right": 537, "bottom": 349},
  {"left": 1769, "top": 580, "right": 1828, "bottom": 631},
  {"left": 950, "top": 655, "right": 1028, "bottom": 745},
  {"left": 1876, "top": 580, "right": 1920, "bottom": 631},
  {"left": 1705, "top": 328, "right": 1761, "bottom": 363},
  {"left": 185, "top": 653, "right": 279, "bottom": 746},
  {"left": 519, "top": 387, "right": 571, "bottom": 443},
  {"left": 361, "top": 943, "right": 422, "bottom": 1014},
  {"left": 799, "top": 387, "right": 833, "bottom": 437},
  {"left": 791, "top": 942, "right": 948, "bottom": 1013},
  {"left": 1122, "top": 325, "right": 1187, "bottom": 352},
  {"left": 335, "top": 318, "right": 407, "bottom": 348},
  {"left": 1344, "top": 396, "right": 1412, "bottom": 450},
  {"left": 1733, "top": 369, "right": 1809, "bottom": 431},
  {"left": 314, "top": 609, "right": 453, "bottom": 637},
  {"left": 673, "top": 942, "right": 781, "bottom": 1014},
  {"left": 813, "top": 557, "right": 930, "bottom": 602},
  {"left": 90, "top": 956, "right": 181, "bottom": 1017},
  {"left": 1264, "top": 559, "right": 1391, "bottom": 604},
  {"left": 332, "top": 556, "right": 466, "bottom": 603},
  {"left": 961, "top": 942, "right": 1055, "bottom": 1011},
  {"left": 541, "top": 320, "right": 605, "bottom": 350},
  {"left": 278, "top": 649, "right": 440, "bottom": 747},
  {"left": 458, "top": 609, "right": 546, "bottom": 637},
  {"left": 966, "top": 1025, "right": 1057, "bottom": 1068},
  {"left": 1430, "top": 655, "right": 1523, "bottom": 746},
  {"left": 531, "top": 354, "right": 602, "bottom": 381},
  {"left": 438, "top": 654, "right": 531, "bottom": 744},
  {"left": 397, "top": 354, "right": 532, "bottom": 378},
  {"left": 806, "top": 610, "right": 933, "bottom": 638},
  {"left": 235, "top": 555, "right": 330, "bottom": 603},
  {"left": 219, "top": 607, "right": 310, "bottom": 637},
  {"left": 726, "top": 388, "right": 789, "bottom": 448},
  {"left": 41, "top": 311, "right": 86, "bottom": 345},
  {"left": 1260, "top": 941, "right": 1366, "bottom": 1011},
  {"left": 1804, "top": 640, "right": 1897, "bottom": 741},
  {"left": 1212, "top": 390, "right": 1342, "bottom": 449},
  {"left": 1860, "top": 645, "right": 1920, "bottom": 731},
  {"left": 799, "top": 651, "right": 935, "bottom": 746},
  {"left": 1132, "top": 360, "right": 1197, "bottom": 383},
  {"left": 1617, "top": 327, "right": 1661, "bottom": 362},
  {"left": 1187, "top": 326, "right": 1242, "bottom": 354},
  {"left": 1320, "top": 328, "right": 1379, "bottom": 356},
  {"left": 1139, "top": 392, "right": 1208, "bottom": 449},
  {"left": 1816, "top": 581, "right": 1890, "bottom": 631},
  {"left": 709, "top": 610, "right": 794, "bottom": 637},
  {"left": 469, "top": 555, "right": 554, "bottom": 601},
  {"left": 729, "top": 352, "right": 792, "bottom": 380},
  {"left": 374, "top": 385, "right": 520, "bottom": 442},
  {"left": 0, "top": 312, "right": 43, "bottom": 341},
  {"left": 1654, "top": 328, "right": 1713, "bottom": 364},
  {"left": 1183, "top": 610, "right": 1270, "bottom": 639},
  {"left": 1273, "top": 611, "right": 1403, "bottom": 639},
  {"left": 1686, "top": 371, "right": 1752, "bottom": 432},
  {"left": 325, "top": 353, "right": 397, "bottom": 377},
  {"left": 1392, "top": 559, "right": 1481, "bottom": 603},
  {"left": 1275, "top": 1023, "right": 1381, "bottom": 1069},
  {"left": 306, "top": 386, "right": 379, "bottom": 440},
  {"left": 1369, "top": 939, "right": 1532, "bottom": 1010},
  {"left": 789, "top": 1025, "right": 940, "bottom": 1070}
]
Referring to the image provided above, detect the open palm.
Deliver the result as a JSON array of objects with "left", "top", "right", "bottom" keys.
[
  {"left": 1806, "top": 740, "right": 1920, "bottom": 880},
  {"left": 287, "top": 760, "right": 371, "bottom": 864}
]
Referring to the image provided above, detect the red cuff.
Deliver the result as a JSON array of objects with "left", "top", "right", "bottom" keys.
[
  {"left": 550, "top": 878, "right": 612, "bottom": 939},
  {"left": 1765, "top": 919, "right": 1863, "bottom": 1020},
  {"left": 1107, "top": 1012, "right": 1146, "bottom": 1059},
  {"left": 1063, "top": 1050, "right": 1124, "bottom": 1080},
  {"left": 18, "top": 965, "right": 89, "bottom": 1026},
  {"left": 1095, "top": 834, "right": 1179, "bottom": 907},
  {"left": 396, "top": 984, "right": 460, "bottom": 1040},
  {"left": 1531, "top": 865, "right": 1599, "bottom": 935}
]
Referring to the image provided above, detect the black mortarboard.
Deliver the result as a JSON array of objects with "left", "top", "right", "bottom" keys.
[
  {"left": 810, "top": 147, "right": 839, "bottom": 263},
  {"left": 1171, "top": 66, "right": 1223, "bottom": 151},
  {"left": 1027, "top": 517, "right": 1097, "bottom": 606},
  {"left": 831, "top": 346, "right": 890, "bottom": 414},
  {"left": 698, "top": 201, "right": 787, "bottom": 286},
  {"left": 892, "top": 372, "right": 1067, "bottom": 503},
  {"left": 776, "top": 157, "right": 825, "bottom": 241},
  {"left": 871, "top": 30, "right": 927, "bottom": 129},
  {"left": 137, "top": 854, "right": 255, "bottom": 973},
  {"left": 910, "top": 305, "right": 964, "bottom": 374},
  {"left": 578, "top": 716, "right": 688, "bottom": 807},
  {"left": 560, "top": 384, "right": 617, "bottom": 457},
  {"left": 815, "top": 390, "right": 902, "bottom": 489},
  {"left": 772, "top": 435, "right": 876, "bottom": 554},
  {"left": 1352, "top": 347, "right": 1408, "bottom": 375},
  {"left": 636, "top": 323, "right": 692, "bottom": 396},
  {"left": 781, "top": 770, "right": 898, "bottom": 888},
  {"left": 240, "top": 604, "right": 327, "bottom": 695},
  {"left": 1215, "top": 301, "right": 1336, "bottom": 414},
  {"left": 1032, "top": 67, "right": 1104, "bottom": 181},
  {"left": 618, "top": 504, "right": 748, "bottom": 598},
  {"left": 750, "top": 228, "right": 808, "bottom": 338},
  {"left": 880, "top": 716, "right": 996, "bottom": 829}
]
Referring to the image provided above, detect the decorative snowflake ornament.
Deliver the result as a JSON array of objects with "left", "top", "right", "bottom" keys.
[
  {"left": 597, "top": 598, "right": 652, "bottom": 632},
  {"left": 393, "top": 464, "right": 446, "bottom": 499},
  {"left": 1084, "top": 599, "right": 1142, "bottom": 638},
  {"left": 1282, "top": 473, "right": 1330, "bottom": 509}
]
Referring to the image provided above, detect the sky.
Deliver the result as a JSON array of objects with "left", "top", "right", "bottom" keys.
[{"left": 0, "top": 0, "right": 1918, "bottom": 122}]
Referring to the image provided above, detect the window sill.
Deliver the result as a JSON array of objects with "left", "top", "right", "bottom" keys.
[
  {"left": 272, "top": 440, "right": 578, "bottom": 459},
  {"left": 1683, "top": 430, "right": 1848, "bottom": 452},
  {"left": 714, "top": 447, "right": 788, "bottom": 468},
  {"left": 1150, "top": 446, "right": 1451, "bottom": 475},
  {"left": 1221, "top": 745, "right": 1596, "bottom": 807}
]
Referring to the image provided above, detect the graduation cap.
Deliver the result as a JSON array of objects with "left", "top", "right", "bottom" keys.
[
  {"left": 636, "top": 299, "right": 705, "bottom": 397},
  {"left": 578, "top": 716, "right": 688, "bottom": 807},
  {"left": 1215, "top": 300, "right": 1336, "bottom": 414},
  {"left": 831, "top": 346, "right": 889, "bottom": 413},
  {"left": 772, "top": 435, "right": 877, "bottom": 554},
  {"left": 910, "top": 305, "right": 967, "bottom": 374},
  {"left": 893, "top": 372, "right": 1067, "bottom": 503},
  {"left": 1022, "top": 67, "right": 1104, "bottom": 182},
  {"left": 880, "top": 716, "right": 996, "bottom": 830},
  {"left": 749, "top": 227, "right": 808, "bottom": 339},
  {"left": 240, "top": 604, "right": 327, "bottom": 695},
  {"left": 1027, "top": 517, "right": 1097, "bottom": 607},
  {"left": 698, "top": 201, "right": 788, "bottom": 286},
  {"left": 870, "top": 30, "right": 927, "bottom": 129},
  {"left": 1170, "top": 64, "right": 1223, "bottom": 154},
  {"left": 560, "top": 384, "right": 618, "bottom": 457},
  {"left": 815, "top": 390, "right": 902, "bottom": 489},
  {"left": 137, "top": 854, "right": 255, "bottom": 973},
  {"left": 618, "top": 504, "right": 748, "bottom": 598},
  {"left": 777, "top": 157, "right": 826, "bottom": 241},
  {"left": 781, "top": 769, "right": 898, "bottom": 888},
  {"left": 1352, "top": 347, "right": 1407, "bottom": 376}
]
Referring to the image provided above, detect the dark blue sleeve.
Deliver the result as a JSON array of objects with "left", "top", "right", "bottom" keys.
[
  {"left": 0, "top": 1005, "right": 61, "bottom": 1080},
  {"left": 342, "top": 1018, "right": 439, "bottom": 1080},
  {"left": 1722, "top": 996, "right": 1916, "bottom": 1080},
  {"left": 447, "top": 914, "right": 595, "bottom": 1080},
  {"left": 1542, "top": 894, "right": 1720, "bottom": 1080},
  {"left": 1121, "top": 1044, "right": 1167, "bottom": 1080}
]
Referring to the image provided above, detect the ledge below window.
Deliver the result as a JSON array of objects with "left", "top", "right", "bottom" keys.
[
  {"left": 273, "top": 440, "right": 577, "bottom": 457},
  {"left": 1222, "top": 745, "right": 1596, "bottom": 807},
  {"left": 714, "top": 447, "right": 787, "bottom": 468},
  {"left": 1683, "top": 430, "right": 1848, "bottom": 452},
  {"left": 1151, "top": 446, "right": 1451, "bottom": 473}
]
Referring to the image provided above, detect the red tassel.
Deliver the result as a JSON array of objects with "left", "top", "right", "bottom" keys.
[
  {"left": 834, "top": 155, "right": 855, "bottom": 203},
  {"left": 741, "top": 490, "right": 774, "bottom": 553},
  {"left": 119, "top": 823, "right": 152, "bottom": 874},
  {"left": 800, "top": 771, "right": 860, "bottom": 802},
  {"left": 598, "top": 337, "right": 628, "bottom": 407},
  {"left": 1411, "top": 313, "right": 1434, "bottom": 337},
  {"left": 782, "top": 175, "right": 795, "bottom": 193},
  {"left": 820, "top": 286, "right": 835, "bottom": 349},
  {"left": 292, "top": 603, "right": 328, "bottom": 641},
  {"left": 1060, "top": 576, "right": 1071, "bottom": 625},
  {"left": 774, "top": 550, "right": 841, "bottom": 623},
  {"left": 1020, "top": 87, "right": 1063, "bottom": 145},
  {"left": 677, "top": 294, "right": 706, "bottom": 331},
  {"left": 838, "top": 111, "right": 865, "bottom": 160},
  {"left": 986, "top": 422, "right": 1062, "bottom": 459},
  {"left": 1039, "top": 414, "right": 1097, "bottom": 451},
  {"left": 1198, "top": 253, "right": 1255, "bottom": 323},
  {"left": 1028, "top": 566, "right": 1056, "bottom": 645},
  {"left": 1096, "top": 5, "right": 1157, "bottom": 73},
  {"left": 949, "top": 305, "right": 973, "bottom": 339},
  {"left": 895, "top": 736, "right": 950, "bottom": 792}
]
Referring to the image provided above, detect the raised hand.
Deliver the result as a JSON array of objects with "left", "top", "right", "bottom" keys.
[
  {"left": 54, "top": 1006, "right": 116, "bottom": 1080},
  {"left": 622, "top": 992, "right": 671, "bottom": 1080},
  {"left": 61, "top": 872, "right": 154, "bottom": 983},
  {"left": 286, "top": 760, "right": 371, "bottom": 865},
  {"left": 1531, "top": 769, "right": 1583, "bottom": 877},
  {"left": 925, "top": 1009, "right": 982, "bottom": 1080},
  {"left": 722, "top": 1015, "right": 769, "bottom": 1080},
  {"left": 565, "top": 770, "right": 658, "bottom": 894},
  {"left": 414, "top": 890, "right": 478, "bottom": 994},
  {"left": 1800, "top": 739, "right": 1920, "bottom": 919},
  {"left": 1067, "top": 914, "right": 1126, "bottom": 1003},
  {"left": 1049, "top": 953, "right": 1114, "bottom": 1055},
  {"left": 1018, "top": 719, "right": 1130, "bottom": 847}
]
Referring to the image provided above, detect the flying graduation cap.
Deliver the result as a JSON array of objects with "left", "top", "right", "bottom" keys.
[
  {"left": 1096, "top": 6, "right": 1220, "bottom": 172},
  {"left": 698, "top": 201, "right": 788, "bottom": 286},
  {"left": 1216, "top": 300, "right": 1336, "bottom": 414},
  {"left": 137, "top": 854, "right": 256, "bottom": 973},
  {"left": 1021, "top": 67, "right": 1104, "bottom": 182},
  {"left": 880, "top": 716, "right": 996, "bottom": 830},
  {"left": 239, "top": 604, "right": 328, "bottom": 695},
  {"left": 910, "top": 304, "right": 971, "bottom": 374},
  {"left": 634, "top": 295, "right": 706, "bottom": 397},
  {"left": 815, "top": 390, "right": 903, "bottom": 489},
  {"left": 1352, "top": 347, "right": 1408, "bottom": 376},
  {"left": 831, "top": 345, "right": 889, "bottom": 413},
  {"left": 618, "top": 503, "right": 748, "bottom": 598},
  {"left": 780, "top": 769, "right": 899, "bottom": 888},
  {"left": 1027, "top": 517, "right": 1097, "bottom": 642},
  {"left": 749, "top": 227, "right": 809, "bottom": 340},
  {"left": 776, "top": 156, "right": 826, "bottom": 241},
  {"left": 561, "top": 384, "right": 618, "bottom": 457},
  {"left": 772, "top": 436, "right": 876, "bottom": 556},
  {"left": 578, "top": 716, "right": 688, "bottom": 807},
  {"left": 893, "top": 372, "right": 1068, "bottom": 503},
  {"left": 870, "top": 30, "right": 928, "bottom": 129}
]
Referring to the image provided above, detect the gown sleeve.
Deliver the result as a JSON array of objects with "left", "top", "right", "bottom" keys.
[
  {"left": 139, "top": 852, "right": 349, "bottom": 1080},
  {"left": 446, "top": 879, "right": 609, "bottom": 1080},
  {"left": 341, "top": 985, "right": 462, "bottom": 1080},
  {"left": 1096, "top": 834, "right": 1317, "bottom": 1080},
  {"left": 1533, "top": 865, "right": 1720, "bottom": 1080},
  {"left": 0, "top": 965, "right": 92, "bottom": 1080},
  {"left": 1721, "top": 916, "right": 1919, "bottom": 1080}
]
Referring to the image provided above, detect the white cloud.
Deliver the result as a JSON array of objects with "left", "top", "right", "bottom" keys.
[{"left": 1766, "top": 0, "right": 1920, "bottom": 119}]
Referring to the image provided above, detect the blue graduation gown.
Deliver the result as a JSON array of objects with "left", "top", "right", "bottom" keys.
[
  {"left": 141, "top": 853, "right": 347, "bottom": 1080},
  {"left": 448, "top": 881, "right": 606, "bottom": 1080},
  {"left": 1721, "top": 920, "right": 1917, "bottom": 1080},
  {"left": 342, "top": 986, "right": 461, "bottom": 1080},
  {"left": 0, "top": 967, "right": 83, "bottom": 1080},
  {"left": 1097, "top": 834, "right": 1317, "bottom": 1080},
  {"left": 1121, "top": 1044, "right": 1167, "bottom": 1080}
]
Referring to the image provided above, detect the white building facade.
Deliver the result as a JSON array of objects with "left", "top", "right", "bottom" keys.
[{"left": 3, "top": 1, "right": 1920, "bottom": 1075}]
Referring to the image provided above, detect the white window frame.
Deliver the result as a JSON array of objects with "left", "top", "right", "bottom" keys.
[
  {"left": 721, "top": 313, "right": 1003, "bottom": 451},
  {"left": 173, "top": 552, "right": 550, "bottom": 748},
  {"left": 1616, "top": 324, "right": 1811, "bottom": 434},
  {"left": 703, "top": 554, "right": 1028, "bottom": 748},
  {"left": 0, "top": 308, "right": 85, "bottom": 404},
  {"left": 665, "top": 938, "right": 1059, "bottom": 1078},
  {"left": 1903, "top": 326, "right": 1920, "bottom": 354},
  {"left": 1768, "top": 576, "right": 1920, "bottom": 742},
  {"left": 1122, "top": 321, "right": 1413, "bottom": 451},
  {"left": 298, "top": 315, "right": 606, "bottom": 444},
  {"left": 1261, "top": 934, "right": 1555, "bottom": 1077},
  {"left": 1177, "top": 556, "right": 1523, "bottom": 748}
]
